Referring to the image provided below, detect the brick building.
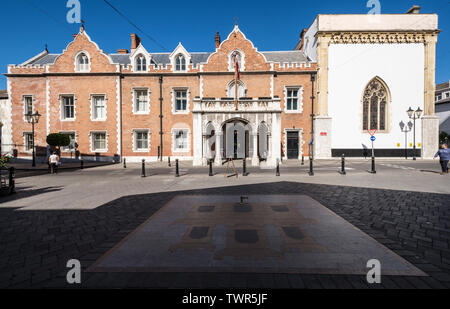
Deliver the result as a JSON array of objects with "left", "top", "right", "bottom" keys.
[{"left": 5, "top": 25, "right": 316, "bottom": 167}]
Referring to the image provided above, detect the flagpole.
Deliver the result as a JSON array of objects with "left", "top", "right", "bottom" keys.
[{"left": 235, "top": 55, "right": 238, "bottom": 111}]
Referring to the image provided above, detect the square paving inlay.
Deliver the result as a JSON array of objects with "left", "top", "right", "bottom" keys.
[{"left": 88, "top": 195, "right": 426, "bottom": 276}]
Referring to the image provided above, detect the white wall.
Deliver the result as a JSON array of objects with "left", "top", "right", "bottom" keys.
[
  {"left": 303, "top": 18, "right": 318, "bottom": 62},
  {"left": 0, "top": 98, "right": 12, "bottom": 154},
  {"left": 436, "top": 103, "right": 450, "bottom": 134},
  {"left": 328, "top": 43, "right": 425, "bottom": 150}
]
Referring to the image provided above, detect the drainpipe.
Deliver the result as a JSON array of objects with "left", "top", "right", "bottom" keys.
[
  {"left": 159, "top": 75, "right": 164, "bottom": 162},
  {"left": 310, "top": 73, "right": 316, "bottom": 160}
]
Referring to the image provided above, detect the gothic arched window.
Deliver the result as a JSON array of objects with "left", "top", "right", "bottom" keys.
[
  {"left": 175, "top": 54, "right": 186, "bottom": 71},
  {"left": 136, "top": 55, "right": 147, "bottom": 72},
  {"left": 227, "top": 80, "right": 246, "bottom": 99},
  {"left": 362, "top": 77, "right": 389, "bottom": 132}
]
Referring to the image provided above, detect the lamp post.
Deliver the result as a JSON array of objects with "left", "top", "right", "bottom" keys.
[
  {"left": 25, "top": 111, "right": 41, "bottom": 167},
  {"left": 407, "top": 107, "right": 423, "bottom": 161},
  {"left": 399, "top": 121, "right": 413, "bottom": 160},
  {"left": 309, "top": 73, "right": 316, "bottom": 176}
]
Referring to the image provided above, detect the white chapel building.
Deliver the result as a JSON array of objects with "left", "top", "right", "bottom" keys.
[{"left": 298, "top": 6, "right": 440, "bottom": 159}]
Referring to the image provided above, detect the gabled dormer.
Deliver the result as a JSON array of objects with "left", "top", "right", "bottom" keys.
[
  {"left": 169, "top": 43, "right": 191, "bottom": 73},
  {"left": 130, "top": 43, "right": 151, "bottom": 73}
]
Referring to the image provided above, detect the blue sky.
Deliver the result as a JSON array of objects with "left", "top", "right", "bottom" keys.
[{"left": 1, "top": 0, "right": 449, "bottom": 89}]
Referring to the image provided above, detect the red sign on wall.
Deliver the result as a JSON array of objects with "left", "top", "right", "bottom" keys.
[{"left": 320, "top": 132, "right": 328, "bottom": 136}]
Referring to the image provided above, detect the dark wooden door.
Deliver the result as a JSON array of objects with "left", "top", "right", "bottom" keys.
[{"left": 287, "top": 132, "right": 299, "bottom": 159}]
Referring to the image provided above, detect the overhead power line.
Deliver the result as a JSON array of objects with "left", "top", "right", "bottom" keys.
[
  {"left": 22, "top": 0, "right": 76, "bottom": 35},
  {"left": 102, "top": 0, "right": 168, "bottom": 51}
]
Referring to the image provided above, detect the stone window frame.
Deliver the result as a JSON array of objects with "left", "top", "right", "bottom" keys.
[
  {"left": 59, "top": 94, "right": 77, "bottom": 122},
  {"left": 171, "top": 87, "right": 190, "bottom": 115},
  {"left": 135, "top": 54, "right": 147, "bottom": 72},
  {"left": 22, "top": 95, "right": 35, "bottom": 122},
  {"left": 283, "top": 86, "right": 304, "bottom": 114},
  {"left": 74, "top": 51, "right": 91, "bottom": 73},
  {"left": 90, "top": 94, "right": 108, "bottom": 122},
  {"left": 89, "top": 131, "right": 108, "bottom": 153},
  {"left": 175, "top": 54, "right": 187, "bottom": 72},
  {"left": 132, "top": 129, "right": 151, "bottom": 153},
  {"left": 22, "top": 132, "right": 33, "bottom": 153},
  {"left": 172, "top": 128, "right": 191, "bottom": 153},
  {"left": 228, "top": 49, "right": 245, "bottom": 72},
  {"left": 132, "top": 88, "right": 150, "bottom": 115},
  {"left": 361, "top": 77, "right": 391, "bottom": 134},
  {"left": 226, "top": 80, "right": 247, "bottom": 99}
]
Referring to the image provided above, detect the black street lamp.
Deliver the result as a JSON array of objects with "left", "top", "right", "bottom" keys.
[
  {"left": 407, "top": 107, "right": 423, "bottom": 161},
  {"left": 25, "top": 111, "right": 41, "bottom": 167},
  {"left": 309, "top": 73, "right": 316, "bottom": 176},
  {"left": 399, "top": 121, "right": 413, "bottom": 160}
]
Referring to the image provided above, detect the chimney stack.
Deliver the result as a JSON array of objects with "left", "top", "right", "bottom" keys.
[
  {"left": 73, "top": 34, "right": 77, "bottom": 39},
  {"left": 117, "top": 49, "right": 129, "bottom": 54},
  {"left": 298, "top": 28, "right": 308, "bottom": 51},
  {"left": 406, "top": 5, "right": 421, "bottom": 14},
  {"left": 130, "top": 33, "right": 141, "bottom": 53},
  {"left": 215, "top": 32, "right": 221, "bottom": 49}
]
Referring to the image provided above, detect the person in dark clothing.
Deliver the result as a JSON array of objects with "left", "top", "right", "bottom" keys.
[{"left": 434, "top": 144, "right": 450, "bottom": 175}]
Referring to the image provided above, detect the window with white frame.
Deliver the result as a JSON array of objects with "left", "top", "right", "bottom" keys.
[
  {"left": 445, "top": 92, "right": 450, "bottom": 99},
  {"left": 227, "top": 80, "right": 246, "bottom": 99},
  {"left": 174, "top": 90, "right": 188, "bottom": 112},
  {"left": 134, "top": 89, "right": 149, "bottom": 113},
  {"left": 61, "top": 95, "right": 75, "bottom": 120},
  {"left": 286, "top": 87, "right": 301, "bottom": 111},
  {"left": 175, "top": 54, "right": 186, "bottom": 71},
  {"left": 61, "top": 132, "right": 76, "bottom": 152},
  {"left": 24, "top": 133, "right": 33, "bottom": 152},
  {"left": 76, "top": 52, "right": 90, "bottom": 72},
  {"left": 92, "top": 132, "right": 107, "bottom": 151},
  {"left": 229, "top": 50, "right": 243, "bottom": 71},
  {"left": 174, "top": 129, "right": 188, "bottom": 152},
  {"left": 24, "top": 96, "right": 33, "bottom": 116},
  {"left": 136, "top": 54, "right": 147, "bottom": 72},
  {"left": 134, "top": 130, "right": 149, "bottom": 151},
  {"left": 436, "top": 94, "right": 442, "bottom": 101},
  {"left": 92, "top": 95, "right": 106, "bottom": 120}
]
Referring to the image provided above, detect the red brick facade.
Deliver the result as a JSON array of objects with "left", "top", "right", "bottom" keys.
[{"left": 6, "top": 26, "right": 316, "bottom": 164}]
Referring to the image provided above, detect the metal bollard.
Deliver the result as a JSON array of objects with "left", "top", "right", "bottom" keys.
[
  {"left": 301, "top": 156, "right": 305, "bottom": 166},
  {"left": 276, "top": 159, "right": 280, "bottom": 177},
  {"left": 209, "top": 159, "right": 214, "bottom": 177},
  {"left": 309, "top": 157, "right": 314, "bottom": 176},
  {"left": 175, "top": 159, "right": 180, "bottom": 177},
  {"left": 9, "top": 167, "right": 15, "bottom": 194},
  {"left": 123, "top": 158, "right": 127, "bottom": 169},
  {"left": 339, "top": 154, "right": 346, "bottom": 175},
  {"left": 168, "top": 157, "right": 171, "bottom": 167},
  {"left": 141, "top": 159, "right": 146, "bottom": 178},
  {"left": 370, "top": 156, "right": 377, "bottom": 174},
  {"left": 243, "top": 158, "right": 249, "bottom": 176},
  {"left": 80, "top": 160, "right": 84, "bottom": 170}
]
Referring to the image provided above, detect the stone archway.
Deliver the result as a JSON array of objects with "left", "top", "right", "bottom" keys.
[{"left": 221, "top": 118, "right": 252, "bottom": 160}]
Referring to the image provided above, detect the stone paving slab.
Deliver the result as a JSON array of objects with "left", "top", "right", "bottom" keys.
[{"left": 88, "top": 195, "right": 426, "bottom": 277}]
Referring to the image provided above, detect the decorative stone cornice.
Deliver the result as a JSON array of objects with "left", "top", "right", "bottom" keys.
[{"left": 327, "top": 32, "right": 434, "bottom": 44}]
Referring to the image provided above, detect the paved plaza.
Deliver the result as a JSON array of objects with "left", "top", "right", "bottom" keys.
[{"left": 0, "top": 159, "right": 449, "bottom": 289}]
